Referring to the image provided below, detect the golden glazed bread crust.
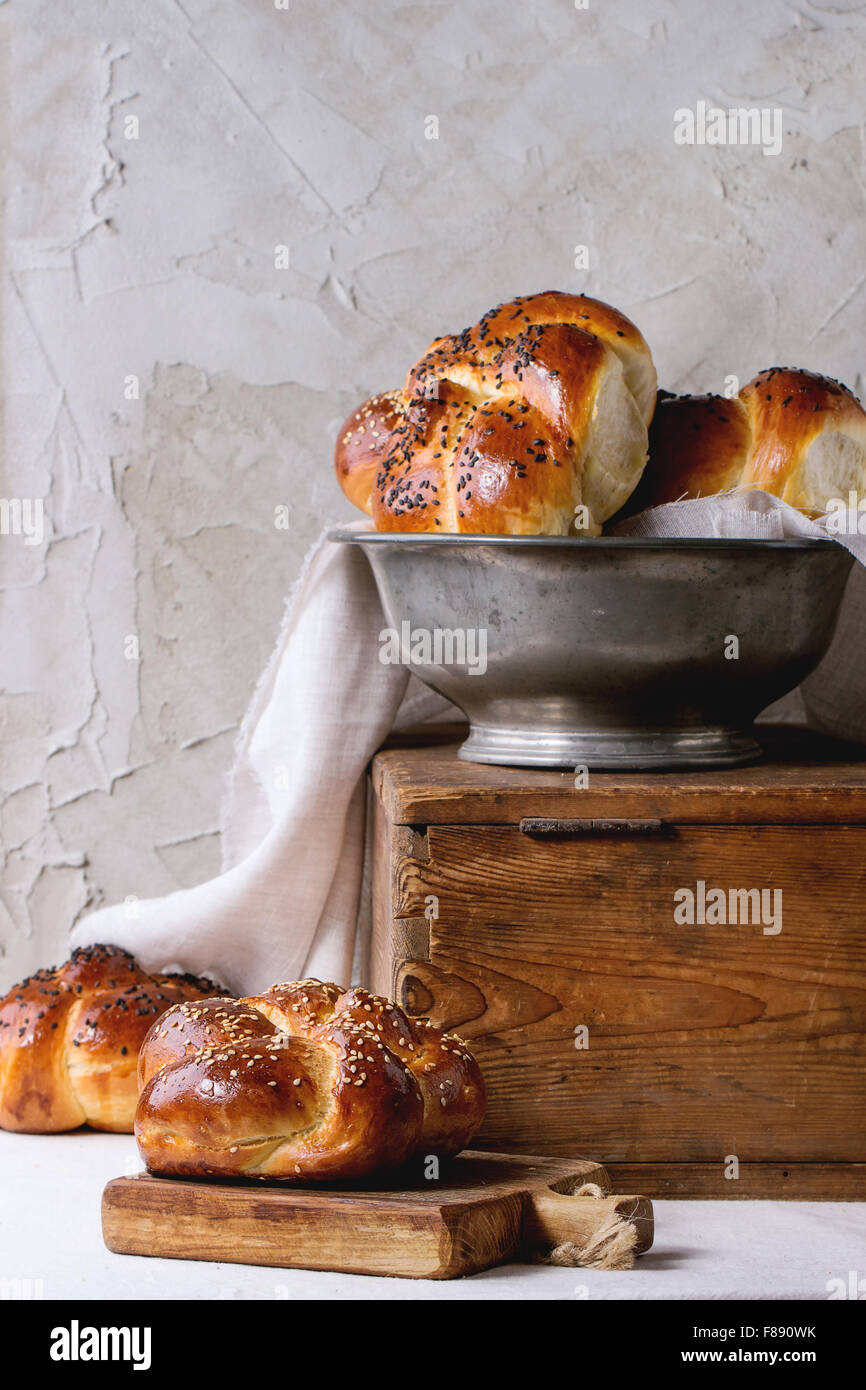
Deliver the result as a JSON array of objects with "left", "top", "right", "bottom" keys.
[
  {"left": 334, "top": 291, "right": 657, "bottom": 535},
  {"left": 135, "top": 978, "right": 487, "bottom": 1181},
  {"left": 335, "top": 389, "right": 403, "bottom": 516},
  {"left": 0, "top": 944, "right": 219, "bottom": 1133},
  {"left": 633, "top": 368, "right": 866, "bottom": 515}
]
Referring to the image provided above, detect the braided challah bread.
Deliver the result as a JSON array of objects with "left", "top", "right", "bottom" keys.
[
  {"left": 630, "top": 368, "right": 866, "bottom": 516},
  {"left": 136, "top": 979, "right": 487, "bottom": 1181},
  {"left": 0, "top": 944, "right": 220, "bottom": 1133},
  {"left": 336, "top": 291, "right": 657, "bottom": 535}
]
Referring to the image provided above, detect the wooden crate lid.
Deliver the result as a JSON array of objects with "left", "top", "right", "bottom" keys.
[{"left": 372, "top": 725, "right": 866, "bottom": 826}]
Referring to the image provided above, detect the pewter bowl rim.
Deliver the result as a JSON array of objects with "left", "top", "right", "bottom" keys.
[{"left": 328, "top": 528, "right": 838, "bottom": 552}]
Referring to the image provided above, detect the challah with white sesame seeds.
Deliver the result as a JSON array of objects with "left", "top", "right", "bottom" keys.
[
  {"left": 335, "top": 291, "right": 657, "bottom": 535},
  {"left": 627, "top": 368, "right": 866, "bottom": 516},
  {"left": 0, "top": 944, "right": 220, "bottom": 1133},
  {"left": 135, "top": 979, "right": 487, "bottom": 1181}
]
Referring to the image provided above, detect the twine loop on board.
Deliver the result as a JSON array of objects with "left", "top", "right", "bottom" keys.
[{"left": 539, "top": 1181, "right": 639, "bottom": 1272}]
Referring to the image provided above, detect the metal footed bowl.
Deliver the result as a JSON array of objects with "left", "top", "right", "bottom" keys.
[{"left": 329, "top": 530, "right": 854, "bottom": 770}]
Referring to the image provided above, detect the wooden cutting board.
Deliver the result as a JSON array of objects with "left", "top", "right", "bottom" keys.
[{"left": 102, "top": 1150, "right": 653, "bottom": 1280}]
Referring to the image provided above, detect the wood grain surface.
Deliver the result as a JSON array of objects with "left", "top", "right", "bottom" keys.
[
  {"left": 102, "top": 1151, "right": 652, "bottom": 1279},
  {"left": 369, "top": 735, "right": 866, "bottom": 1197},
  {"left": 373, "top": 727, "right": 866, "bottom": 827},
  {"left": 603, "top": 1162, "right": 866, "bottom": 1200}
]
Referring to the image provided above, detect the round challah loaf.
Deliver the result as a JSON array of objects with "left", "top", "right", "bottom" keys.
[
  {"left": 631, "top": 368, "right": 866, "bottom": 516},
  {"left": 0, "top": 944, "right": 219, "bottom": 1133},
  {"left": 335, "top": 291, "right": 657, "bottom": 535},
  {"left": 136, "top": 979, "right": 487, "bottom": 1181}
]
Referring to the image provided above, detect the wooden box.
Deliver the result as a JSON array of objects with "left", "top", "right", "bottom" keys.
[{"left": 368, "top": 729, "right": 866, "bottom": 1199}]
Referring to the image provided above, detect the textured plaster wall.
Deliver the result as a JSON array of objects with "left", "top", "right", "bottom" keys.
[{"left": 1, "top": 0, "right": 865, "bottom": 987}]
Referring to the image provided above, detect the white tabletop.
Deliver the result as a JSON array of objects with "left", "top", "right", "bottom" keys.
[{"left": 1, "top": 1130, "right": 863, "bottom": 1301}]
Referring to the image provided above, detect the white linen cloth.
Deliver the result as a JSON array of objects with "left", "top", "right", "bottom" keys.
[{"left": 69, "top": 495, "right": 866, "bottom": 992}]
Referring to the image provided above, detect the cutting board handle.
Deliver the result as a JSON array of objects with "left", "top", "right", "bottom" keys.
[{"left": 526, "top": 1185, "right": 654, "bottom": 1265}]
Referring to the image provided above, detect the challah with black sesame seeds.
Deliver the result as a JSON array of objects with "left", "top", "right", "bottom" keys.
[
  {"left": 628, "top": 368, "right": 866, "bottom": 516},
  {"left": 135, "top": 979, "right": 487, "bottom": 1181},
  {"left": 0, "top": 944, "right": 220, "bottom": 1133},
  {"left": 335, "top": 291, "right": 657, "bottom": 535}
]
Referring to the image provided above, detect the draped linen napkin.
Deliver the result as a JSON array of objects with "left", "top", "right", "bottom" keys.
[{"left": 69, "top": 495, "right": 866, "bottom": 991}]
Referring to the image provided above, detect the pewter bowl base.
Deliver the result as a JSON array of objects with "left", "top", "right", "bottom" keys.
[{"left": 458, "top": 723, "right": 763, "bottom": 771}]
